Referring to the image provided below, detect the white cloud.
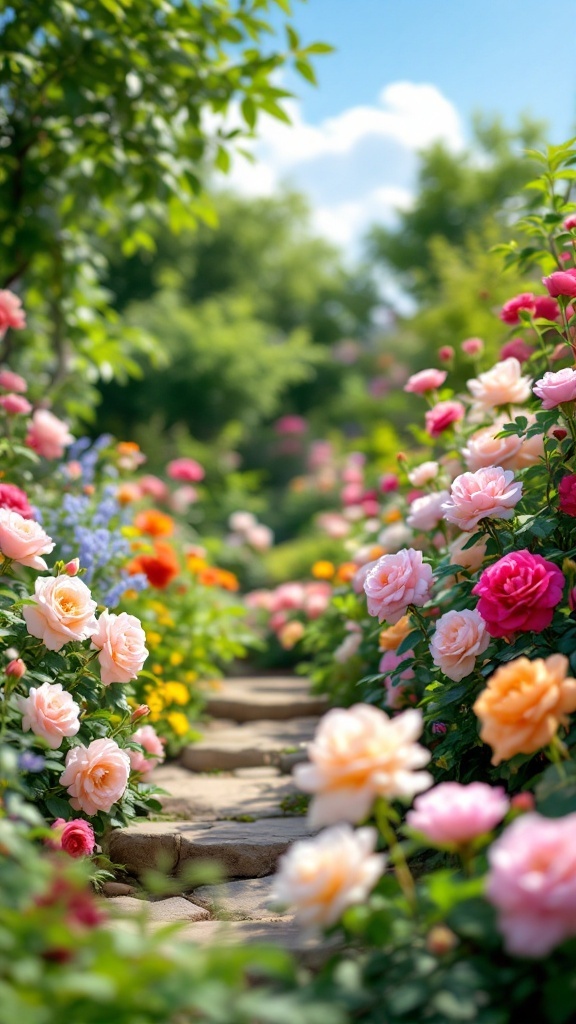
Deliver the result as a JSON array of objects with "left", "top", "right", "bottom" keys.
[{"left": 224, "top": 81, "right": 464, "bottom": 255}]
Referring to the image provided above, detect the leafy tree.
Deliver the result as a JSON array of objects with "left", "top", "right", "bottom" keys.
[{"left": 0, "top": 0, "right": 330, "bottom": 414}]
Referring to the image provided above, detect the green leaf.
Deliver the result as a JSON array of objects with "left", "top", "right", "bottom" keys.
[
  {"left": 241, "top": 97, "right": 257, "bottom": 129},
  {"left": 535, "top": 762, "right": 576, "bottom": 818}
]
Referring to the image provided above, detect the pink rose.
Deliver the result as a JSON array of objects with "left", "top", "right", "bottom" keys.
[
  {"left": 6, "top": 657, "right": 26, "bottom": 679},
  {"left": 60, "top": 738, "right": 130, "bottom": 815},
  {"left": 407, "top": 782, "right": 509, "bottom": 847},
  {"left": 91, "top": 610, "right": 148, "bottom": 685},
  {"left": 0, "top": 484, "right": 33, "bottom": 519},
  {"left": 246, "top": 523, "right": 274, "bottom": 550},
  {"left": 26, "top": 409, "right": 74, "bottom": 460},
  {"left": 425, "top": 400, "right": 465, "bottom": 438},
  {"left": 170, "top": 485, "right": 198, "bottom": 513},
  {"left": 274, "top": 415, "right": 307, "bottom": 435},
  {"left": 166, "top": 457, "right": 204, "bottom": 482},
  {"left": 294, "top": 705, "right": 432, "bottom": 826},
  {"left": 139, "top": 475, "right": 169, "bottom": 501},
  {"left": 472, "top": 550, "right": 565, "bottom": 637},
  {"left": 380, "top": 649, "right": 415, "bottom": 708},
  {"left": 499, "top": 293, "right": 558, "bottom": 324},
  {"left": 467, "top": 358, "right": 532, "bottom": 411},
  {"left": 17, "top": 682, "right": 80, "bottom": 749},
  {"left": 564, "top": 214, "right": 576, "bottom": 231},
  {"left": 438, "top": 346, "right": 454, "bottom": 361},
  {"left": 379, "top": 472, "right": 399, "bottom": 493},
  {"left": 404, "top": 368, "right": 447, "bottom": 394},
  {"left": 0, "top": 393, "right": 32, "bottom": 415},
  {"left": 429, "top": 608, "right": 490, "bottom": 681},
  {"left": 533, "top": 295, "right": 561, "bottom": 319},
  {"left": 0, "top": 509, "right": 54, "bottom": 570},
  {"left": 364, "top": 548, "right": 433, "bottom": 624},
  {"left": 463, "top": 416, "right": 543, "bottom": 473},
  {"left": 128, "top": 724, "right": 165, "bottom": 775},
  {"left": 23, "top": 575, "right": 98, "bottom": 651},
  {"left": 542, "top": 268, "right": 576, "bottom": 298},
  {"left": 272, "top": 582, "right": 305, "bottom": 611},
  {"left": 461, "top": 337, "right": 484, "bottom": 356},
  {"left": 499, "top": 337, "right": 535, "bottom": 363},
  {"left": 0, "top": 291, "right": 26, "bottom": 334},
  {"left": 533, "top": 367, "right": 576, "bottom": 409},
  {"left": 378, "top": 648, "right": 415, "bottom": 681},
  {"left": 442, "top": 467, "right": 522, "bottom": 532},
  {"left": 0, "top": 369, "right": 27, "bottom": 392},
  {"left": 406, "top": 490, "right": 450, "bottom": 531},
  {"left": 407, "top": 461, "right": 439, "bottom": 487},
  {"left": 51, "top": 818, "right": 95, "bottom": 857},
  {"left": 486, "top": 812, "right": 576, "bottom": 957},
  {"left": 559, "top": 474, "right": 576, "bottom": 516}
]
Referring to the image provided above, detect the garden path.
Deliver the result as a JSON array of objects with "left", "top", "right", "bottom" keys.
[{"left": 102, "top": 675, "right": 334, "bottom": 964}]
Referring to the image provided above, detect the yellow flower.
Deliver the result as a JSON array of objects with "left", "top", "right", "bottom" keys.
[
  {"left": 312, "top": 560, "right": 335, "bottom": 580},
  {"left": 152, "top": 663, "right": 164, "bottom": 676},
  {"left": 145, "top": 692, "right": 164, "bottom": 722},
  {"left": 158, "top": 614, "right": 174, "bottom": 628},
  {"left": 167, "top": 711, "right": 190, "bottom": 737},
  {"left": 121, "top": 525, "right": 141, "bottom": 539},
  {"left": 184, "top": 671, "right": 198, "bottom": 684},
  {"left": 146, "top": 631, "right": 162, "bottom": 649},
  {"left": 162, "top": 681, "right": 189, "bottom": 706},
  {"left": 169, "top": 652, "right": 184, "bottom": 667}
]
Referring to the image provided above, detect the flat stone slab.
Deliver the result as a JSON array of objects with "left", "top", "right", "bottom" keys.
[
  {"left": 107, "top": 817, "right": 314, "bottom": 881},
  {"left": 151, "top": 764, "right": 298, "bottom": 820},
  {"left": 192, "top": 876, "right": 288, "bottom": 921},
  {"left": 174, "top": 919, "right": 341, "bottom": 969},
  {"left": 108, "top": 896, "right": 209, "bottom": 922},
  {"left": 179, "top": 717, "right": 317, "bottom": 772},
  {"left": 204, "top": 675, "right": 328, "bottom": 722}
]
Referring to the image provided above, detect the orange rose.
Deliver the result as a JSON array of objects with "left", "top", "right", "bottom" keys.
[
  {"left": 134, "top": 509, "right": 174, "bottom": 538},
  {"left": 379, "top": 615, "right": 412, "bottom": 652},
  {"left": 473, "top": 655, "right": 576, "bottom": 765}
]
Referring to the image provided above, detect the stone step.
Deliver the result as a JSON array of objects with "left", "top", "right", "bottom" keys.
[
  {"left": 204, "top": 675, "right": 328, "bottom": 722},
  {"left": 174, "top": 919, "right": 341, "bottom": 969},
  {"left": 191, "top": 876, "right": 287, "bottom": 921},
  {"left": 151, "top": 764, "right": 299, "bottom": 821},
  {"left": 179, "top": 717, "right": 316, "bottom": 772},
  {"left": 107, "top": 895, "right": 210, "bottom": 923},
  {"left": 107, "top": 817, "right": 315, "bottom": 881}
]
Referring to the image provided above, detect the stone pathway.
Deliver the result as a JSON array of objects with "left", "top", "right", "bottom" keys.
[{"left": 103, "top": 674, "right": 331, "bottom": 962}]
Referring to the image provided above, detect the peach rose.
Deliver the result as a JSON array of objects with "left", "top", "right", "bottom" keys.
[
  {"left": 272, "top": 824, "right": 385, "bottom": 929},
  {"left": 467, "top": 358, "right": 532, "bottom": 411},
  {"left": 17, "top": 682, "right": 80, "bottom": 749},
  {"left": 60, "top": 737, "right": 130, "bottom": 815},
  {"left": 364, "top": 548, "right": 433, "bottom": 624},
  {"left": 23, "top": 575, "right": 98, "bottom": 651},
  {"left": 379, "top": 615, "right": 412, "bottom": 651},
  {"left": 128, "top": 724, "right": 165, "bottom": 775},
  {"left": 463, "top": 415, "right": 544, "bottom": 473},
  {"left": 25, "top": 409, "right": 74, "bottom": 460},
  {"left": 473, "top": 655, "right": 576, "bottom": 765},
  {"left": 441, "top": 467, "right": 522, "bottom": 531},
  {"left": 430, "top": 608, "right": 490, "bottom": 682},
  {"left": 91, "top": 610, "right": 148, "bottom": 686},
  {"left": 448, "top": 532, "right": 488, "bottom": 573},
  {"left": 406, "top": 490, "right": 450, "bottom": 532},
  {"left": 0, "top": 509, "right": 54, "bottom": 570},
  {"left": 294, "top": 704, "right": 432, "bottom": 827}
]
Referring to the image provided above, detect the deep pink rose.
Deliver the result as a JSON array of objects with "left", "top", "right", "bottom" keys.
[
  {"left": 425, "top": 400, "right": 464, "bottom": 438},
  {"left": 0, "top": 369, "right": 27, "bottom": 393},
  {"left": 558, "top": 474, "right": 576, "bottom": 516},
  {"left": 533, "top": 367, "right": 576, "bottom": 409},
  {"left": 499, "top": 338, "right": 535, "bottom": 363},
  {"left": 472, "top": 550, "right": 565, "bottom": 637},
  {"left": 51, "top": 818, "right": 95, "bottom": 857},
  {"left": 564, "top": 214, "right": 576, "bottom": 231},
  {"left": 0, "top": 291, "right": 26, "bottom": 334},
  {"left": 542, "top": 269, "right": 576, "bottom": 298},
  {"left": 533, "top": 295, "right": 561, "bottom": 320},
  {"left": 0, "top": 393, "right": 32, "bottom": 415},
  {"left": 0, "top": 483, "right": 34, "bottom": 519},
  {"left": 274, "top": 415, "right": 307, "bottom": 435},
  {"left": 500, "top": 293, "right": 536, "bottom": 325},
  {"left": 166, "top": 457, "right": 204, "bottom": 482},
  {"left": 404, "top": 368, "right": 447, "bottom": 394},
  {"left": 438, "top": 346, "right": 454, "bottom": 361}
]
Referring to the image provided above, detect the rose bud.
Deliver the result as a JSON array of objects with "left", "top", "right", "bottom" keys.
[
  {"left": 6, "top": 658, "right": 25, "bottom": 679},
  {"left": 553, "top": 428, "right": 568, "bottom": 441},
  {"left": 130, "top": 704, "right": 150, "bottom": 724},
  {"left": 438, "top": 346, "right": 454, "bottom": 362},
  {"left": 426, "top": 925, "right": 458, "bottom": 956},
  {"left": 64, "top": 558, "right": 80, "bottom": 576},
  {"left": 510, "top": 792, "right": 535, "bottom": 813}
]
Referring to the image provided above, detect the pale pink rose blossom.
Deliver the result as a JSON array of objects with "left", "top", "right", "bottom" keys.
[
  {"left": 244, "top": 589, "right": 275, "bottom": 612},
  {"left": 467, "top": 358, "right": 532, "bottom": 411},
  {"left": 0, "top": 393, "right": 32, "bottom": 415},
  {"left": 0, "top": 290, "right": 26, "bottom": 335},
  {"left": 272, "top": 825, "right": 385, "bottom": 929},
  {"left": 430, "top": 608, "right": 490, "bottom": 681},
  {"left": 406, "top": 490, "right": 450, "bottom": 532},
  {"left": 461, "top": 337, "right": 484, "bottom": 356},
  {"left": 294, "top": 704, "right": 432, "bottom": 827},
  {"left": 269, "top": 610, "right": 288, "bottom": 632},
  {"left": 486, "top": 812, "right": 576, "bottom": 957},
  {"left": 60, "top": 737, "right": 130, "bottom": 815},
  {"left": 334, "top": 623, "right": 362, "bottom": 663},
  {"left": 364, "top": 549, "right": 433, "bottom": 624},
  {"left": 442, "top": 467, "right": 522, "bottom": 532},
  {"left": 0, "top": 509, "right": 54, "bottom": 570},
  {"left": 139, "top": 475, "right": 169, "bottom": 501},
  {"left": 407, "top": 782, "right": 509, "bottom": 846},
  {"left": 25, "top": 409, "right": 74, "bottom": 460},
  {"left": 245, "top": 523, "right": 274, "bottom": 550},
  {"left": 352, "top": 559, "right": 378, "bottom": 594},
  {"left": 407, "top": 461, "right": 439, "bottom": 487},
  {"left": 404, "top": 368, "right": 447, "bottom": 394},
  {"left": 17, "top": 682, "right": 80, "bottom": 749},
  {"left": 128, "top": 725, "right": 165, "bottom": 775},
  {"left": 0, "top": 369, "right": 27, "bottom": 393},
  {"left": 377, "top": 522, "right": 413, "bottom": 553},
  {"left": 533, "top": 367, "right": 576, "bottom": 409},
  {"left": 23, "top": 575, "right": 98, "bottom": 651},
  {"left": 229, "top": 510, "right": 257, "bottom": 534},
  {"left": 379, "top": 648, "right": 415, "bottom": 688},
  {"left": 448, "top": 532, "right": 488, "bottom": 573},
  {"left": 317, "top": 511, "right": 350, "bottom": 540},
  {"left": 91, "top": 610, "right": 148, "bottom": 686},
  {"left": 170, "top": 485, "right": 198, "bottom": 513},
  {"left": 271, "top": 582, "right": 306, "bottom": 612}
]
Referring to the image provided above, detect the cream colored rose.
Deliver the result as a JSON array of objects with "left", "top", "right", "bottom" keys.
[
  {"left": 294, "top": 704, "right": 432, "bottom": 827},
  {"left": 60, "top": 737, "right": 130, "bottom": 814},
  {"left": 0, "top": 509, "right": 54, "bottom": 570},
  {"left": 430, "top": 608, "right": 490, "bottom": 681},
  {"left": 91, "top": 610, "right": 148, "bottom": 685},
  {"left": 408, "top": 461, "right": 439, "bottom": 487},
  {"left": 467, "top": 358, "right": 532, "bottom": 411},
  {"left": 272, "top": 825, "right": 386, "bottom": 929},
  {"left": 463, "top": 414, "right": 544, "bottom": 472},
  {"left": 23, "top": 575, "right": 98, "bottom": 651}
]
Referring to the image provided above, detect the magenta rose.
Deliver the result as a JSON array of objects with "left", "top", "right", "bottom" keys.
[
  {"left": 558, "top": 474, "right": 576, "bottom": 516},
  {"left": 542, "top": 268, "right": 576, "bottom": 298},
  {"left": 0, "top": 482, "right": 34, "bottom": 519},
  {"left": 472, "top": 550, "right": 565, "bottom": 637},
  {"left": 499, "top": 338, "right": 535, "bottom": 363},
  {"left": 50, "top": 817, "right": 95, "bottom": 858},
  {"left": 425, "top": 400, "right": 465, "bottom": 438},
  {"left": 564, "top": 214, "right": 576, "bottom": 231}
]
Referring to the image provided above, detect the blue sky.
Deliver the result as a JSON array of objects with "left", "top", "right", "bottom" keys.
[{"left": 225, "top": 0, "right": 576, "bottom": 257}]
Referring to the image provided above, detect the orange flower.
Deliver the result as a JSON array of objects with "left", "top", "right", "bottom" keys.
[
  {"left": 134, "top": 509, "right": 174, "bottom": 538},
  {"left": 214, "top": 568, "right": 239, "bottom": 592},
  {"left": 117, "top": 483, "right": 141, "bottom": 505},
  {"left": 128, "top": 541, "right": 179, "bottom": 589},
  {"left": 312, "top": 560, "right": 335, "bottom": 580},
  {"left": 473, "top": 655, "right": 576, "bottom": 765},
  {"left": 197, "top": 566, "right": 220, "bottom": 587},
  {"left": 379, "top": 615, "right": 412, "bottom": 652},
  {"left": 383, "top": 508, "right": 402, "bottom": 524},
  {"left": 336, "top": 562, "right": 357, "bottom": 584},
  {"left": 369, "top": 545, "right": 385, "bottom": 560}
]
